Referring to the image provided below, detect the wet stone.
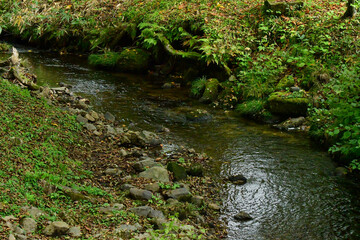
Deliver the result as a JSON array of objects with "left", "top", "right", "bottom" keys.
[
  {"left": 129, "top": 188, "right": 153, "bottom": 201},
  {"left": 104, "top": 112, "right": 115, "bottom": 122},
  {"left": 76, "top": 115, "right": 88, "bottom": 124},
  {"left": 84, "top": 123, "right": 97, "bottom": 131},
  {"left": 85, "top": 113, "right": 95, "bottom": 122},
  {"left": 234, "top": 211, "right": 253, "bottom": 221}
]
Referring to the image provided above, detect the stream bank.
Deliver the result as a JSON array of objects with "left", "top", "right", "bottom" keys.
[{"left": 0, "top": 49, "right": 228, "bottom": 239}]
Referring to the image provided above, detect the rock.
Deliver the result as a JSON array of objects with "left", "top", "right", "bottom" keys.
[
  {"left": 162, "top": 83, "right": 173, "bottom": 89},
  {"left": 3, "top": 215, "right": 17, "bottom": 222},
  {"left": 129, "top": 188, "right": 153, "bottom": 201},
  {"left": 14, "top": 226, "right": 25, "bottom": 235},
  {"left": 68, "top": 226, "right": 82, "bottom": 237},
  {"left": 199, "top": 78, "right": 220, "bottom": 104},
  {"left": 43, "top": 221, "right": 70, "bottom": 236},
  {"left": 84, "top": 123, "right": 97, "bottom": 131},
  {"left": 38, "top": 87, "right": 51, "bottom": 98},
  {"left": 145, "top": 183, "right": 160, "bottom": 192},
  {"left": 290, "top": 86, "right": 301, "bottom": 92},
  {"left": 20, "top": 218, "right": 37, "bottom": 233},
  {"left": 191, "top": 196, "right": 204, "bottom": 207},
  {"left": 134, "top": 158, "right": 160, "bottom": 172},
  {"left": 93, "top": 130, "right": 102, "bottom": 136},
  {"left": 104, "top": 168, "right": 122, "bottom": 176},
  {"left": 273, "top": 116, "right": 306, "bottom": 130},
  {"left": 166, "top": 188, "right": 192, "bottom": 201},
  {"left": 13, "top": 233, "right": 27, "bottom": 240},
  {"left": 234, "top": 211, "right": 253, "bottom": 221},
  {"left": 115, "top": 224, "right": 141, "bottom": 238},
  {"left": 138, "top": 130, "right": 161, "bottom": 146},
  {"left": 26, "top": 207, "right": 45, "bottom": 219},
  {"left": 267, "top": 92, "right": 310, "bottom": 117},
  {"left": 85, "top": 113, "right": 95, "bottom": 122},
  {"left": 139, "top": 166, "right": 170, "bottom": 183},
  {"left": 104, "top": 112, "right": 115, "bottom": 122},
  {"left": 167, "top": 162, "right": 187, "bottom": 181},
  {"left": 8, "top": 234, "right": 16, "bottom": 240},
  {"left": 228, "top": 174, "right": 247, "bottom": 185},
  {"left": 106, "top": 125, "right": 116, "bottom": 135},
  {"left": 116, "top": 48, "right": 150, "bottom": 73},
  {"left": 120, "top": 184, "right": 134, "bottom": 190},
  {"left": 120, "top": 149, "right": 128, "bottom": 157},
  {"left": 151, "top": 218, "right": 168, "bottom": 230},
  {"left": 89, "top": 110, "right": 99, "bottom": 120},
  {"left": 187, "top": 164, "right": 204, "bottom": 177},
  {"left": 60, "top": 186, "right": 89, "bottom": 201},
  {"left": 99, "top": 204, "right": 124, "bottom": 214},
  {"left": 276, "top": 75, "right": 295, "bottom": 90},
  {"left": 148, "top": 209, "right": 166, "bottom": 219},
  {"left": 129, "top": 206, "right": 152, "bottom": 217},
  {"left": 208, "top": 203, "right": 221, "bottom": 211}
]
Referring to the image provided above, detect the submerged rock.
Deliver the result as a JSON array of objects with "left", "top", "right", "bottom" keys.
[
  {"left": 228, "top": 174, "right": 247, "bottom": 185},
  {"left": 234, "top": 211, "right": 253, "bottom": 221}
]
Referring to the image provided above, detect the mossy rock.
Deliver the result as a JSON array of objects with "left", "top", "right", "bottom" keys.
[
  {"left": 199, "top": 78, "right": 220, "bottom": 103},
  {"left": 89, "top": 48, "right": 150, "bottom": 73},
  {"left": 0, "top": 42, "right": 11, "bottom": 52},
  {"left": 167, "top": 162, "right": 187, "bottom": 181},
  {"left": 267, "top": 91, "right": 310, "bottom": 117},
  {"left": 276, "top": 75, "right": 295, "bottom": 90},
  {"left": 116, "top": 48, "right": 150, "bottom": 73}
]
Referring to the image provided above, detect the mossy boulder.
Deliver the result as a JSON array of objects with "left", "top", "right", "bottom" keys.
[
  {"left": 89, "top": 48, "right": 150, "bottom": 73},
  {"left": 199, "top": 78, "right": 220, "bottom": 103},
  {"left": 267, "top": 91, "right": 310, "bottom": 117},
  {"left": 263, "top": 0, "right": 304, "bottom": 16},
  {"left": 276, "top": 75, "right": 295, "bottom": 90},
  {"left": 167, "top": 162, "right": 187, "bottom": 181}
]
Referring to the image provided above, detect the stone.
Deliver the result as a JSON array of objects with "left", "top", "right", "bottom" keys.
[
  {"left": 267, "top": 92, "right": 310, "bottom": 117},
  {"left": 151, "top": 218, "right": 168, "bottom": 230},
  {"left": 208, "top": 203, "right": 221, "bottom": 211},
  {"left": 273, "top": 116, "right": 306, "bottom": 131},
  {"left": 228, "top": 174, "right": 247, "bottom": 185},
  {"left": 13, "top": 234, "right": 27, "bottom": 240},
  {"left": 84, "top": 123, "right": 97, "bottom": 131},
  {"left": 234, "top": 211, "right": 253, "bottom": 221},
  {"left": 26, "top": 207, "right": 45, "bottom": 219},
  {"left": 14, "top": 226, "right": 25, "bottom": 235},
  {"left": 148, "top": 209, "right": 165, "bottom": 219},
  {"left": 8, "top": 234, "right": 16, "bottom": 240},
  {"left": 129, "top": 206, "right": 152, "bottom": 217},
  {"left": 76, "top": 115, "right": 88, "bottom": 124},
  {"left": 264, "top": 0, "right": 304, "bottom": 16},
  {"left": 120, "top": 149, "right": 128, "bottom": 157},
  {"left": 60, "top": 186, "right": 89, "bottom": 201},
  {"left": 290, "top": 86, "right": 301, "bottom": 92},
  {"left": 104, "top": 112, "right": 115, "bottom": 122},
  {"left": 129, "top": 188, "right": 153, "bottom": 201},
  {"left": 276, "top": 75, "right": 295, "bottom": 90},
  {"left": 187, "top": 164, "right": 204, "bottom": 177},
  {"left": 167, "top": 162, "right": 187, "bottom": 181},
  {"left": 139, "top": 166, "right": 170, "bottom": 183},
  {"left": 43, "top": 221, "right": 70, "bottom": 236},
  {"left": 138, "top": 130, "right": 161, "bottom": 146},
  {"left": 106, "top": 125, "right": 116, "bottom": 135},
  {"left": 99, "top": 203, "right": 124, "bottom": 214},
  {"left": 38, "top": 87, "right": 51, "bottom": 98},
  {"left": 68, "top": 226, "right": 82, "bottom": 237},
  {"left": 199, "top": 78, "right": 220, "bottom": 104},
  {"left": 116, "top": 48, "right": 150, "bottom": 73},
  {"left": 93, "top": 130, "right": 102, "bottom": 136},
  {"left": 3, "top": 215, "right": 16, "bottom": 222},
  {"left": 20, "top": 218, "right": 37, "bottom": 233},
  {"left": 191, "top": 196, "right": 204, "bottom": 207},
  {"left": 104, "top": 168, "right": 122, "bottom": 176},
  {"left": 85, "top": 113, "right": 95, "bottom": 122},
  {"left": 134, "top": 159, "right": 160, "bottom": 172},
  {"left": 166, "top": 188, "right": 192, "bottom": 201},
  {"left": 120, "top": 184, "right": 134, "bottom": 190},
  {"left": 89, "top": 110, "right": 99, "bottom": 120},
  {"left": 162, "top": 83, "right": 173, "bottom": 89},
  {"left": 145, "top": 183, "right": 160, "bottom": 192},
  {"left": 115, "top": 224, "right": 141, "bottom": 238}
]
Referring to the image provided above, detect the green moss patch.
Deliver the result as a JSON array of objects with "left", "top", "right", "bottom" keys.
[{"left": 267, "top": 91, "right": 310, "bottom": 117}]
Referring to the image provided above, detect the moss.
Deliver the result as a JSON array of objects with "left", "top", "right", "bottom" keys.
[
  {"left": 116, "top": 48, "right": 150, "bottom": 73},
  {"left": 199, "top": 78, "right": 220, "bottom": 103},
  {"left": 276, "top": 75, "right": 295, "bottom": 90},
  {"left": 88, "top": 48, "right": 150, "bottom": 73},
  {"left": 88, "top": 51, "right": 121, "bottom": 69},
  {"left": 267, "top": 91, "right": 310, "bottom": 117}
]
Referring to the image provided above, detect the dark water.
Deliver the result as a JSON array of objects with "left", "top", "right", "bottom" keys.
[{"left": 12, "top": 48, "right": 360, "bottom": 239}]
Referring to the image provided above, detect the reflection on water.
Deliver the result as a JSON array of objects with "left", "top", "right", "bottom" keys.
[{"left": 18, "top": 50, "right": 360, "bottom": 240}]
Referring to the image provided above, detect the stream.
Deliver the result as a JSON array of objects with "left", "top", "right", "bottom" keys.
[{"left": 11, "top": 48, "right": 360, "bottom": 239}]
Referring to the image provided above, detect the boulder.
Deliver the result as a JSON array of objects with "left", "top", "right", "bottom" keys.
[
  {"left": 267, "top": 92, "right": 310, "bottom": 117},
  {"left": 199, "top": 78, "right": 220, "bottom": 103},
  {"left": 116, "top": 48, "right": 150, "bottom": 73},
  {"left": 273, "top": 116, "right": 306, "bottom": 130},
  {"left": 167, "top": 162, "right": 187, "bottom": 181},
  {"left": 115, "top": 224, "right": 141, "bottom": 238},
  {"left": 264, "top": 0, "right": 304, "bottom": 16},
  {"left": 139, "top": 166, "right": 170, "bottom": 183},
  {"left": 43, "top": 221, "right": 70, "bottom": 236},
  {"left": 76, "top": 115, "right": 88, "bottom": 124},
  {"left": 104, "top": 112, "right": 115, "bottom": 122},
  {"left": 129, "top": 188, "right": 153, "bottom": 201},
  {"left": 20, "top": 218, "right": 37, "bottom": 233},
  {"left": 134, "top": 158, "right": 160, "bottom": 172},
  {"left": 68, "top": 226, "right": 82, "bottom": 237},
  {"left": 166, "top": 188, "right": 192, "bottom": 201},
  {"left": 84, "top": 123, "right": 97, "bottom": 131},
  {"left": 129, "top": 206, "right": 152, "bottom": 217}
]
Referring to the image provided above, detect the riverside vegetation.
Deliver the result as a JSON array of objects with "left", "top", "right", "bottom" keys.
[{"left": 0, "top": 0, "right": 358, "bottom": 171}]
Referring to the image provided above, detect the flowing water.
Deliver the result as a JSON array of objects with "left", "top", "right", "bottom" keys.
[{"left": 10, "top": 48, "right": 360, "bottom": 239}]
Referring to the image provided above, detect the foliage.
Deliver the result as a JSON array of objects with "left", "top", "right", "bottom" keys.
[{"left": 236, "top": 100, "right": 265, "bottom": 116}]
